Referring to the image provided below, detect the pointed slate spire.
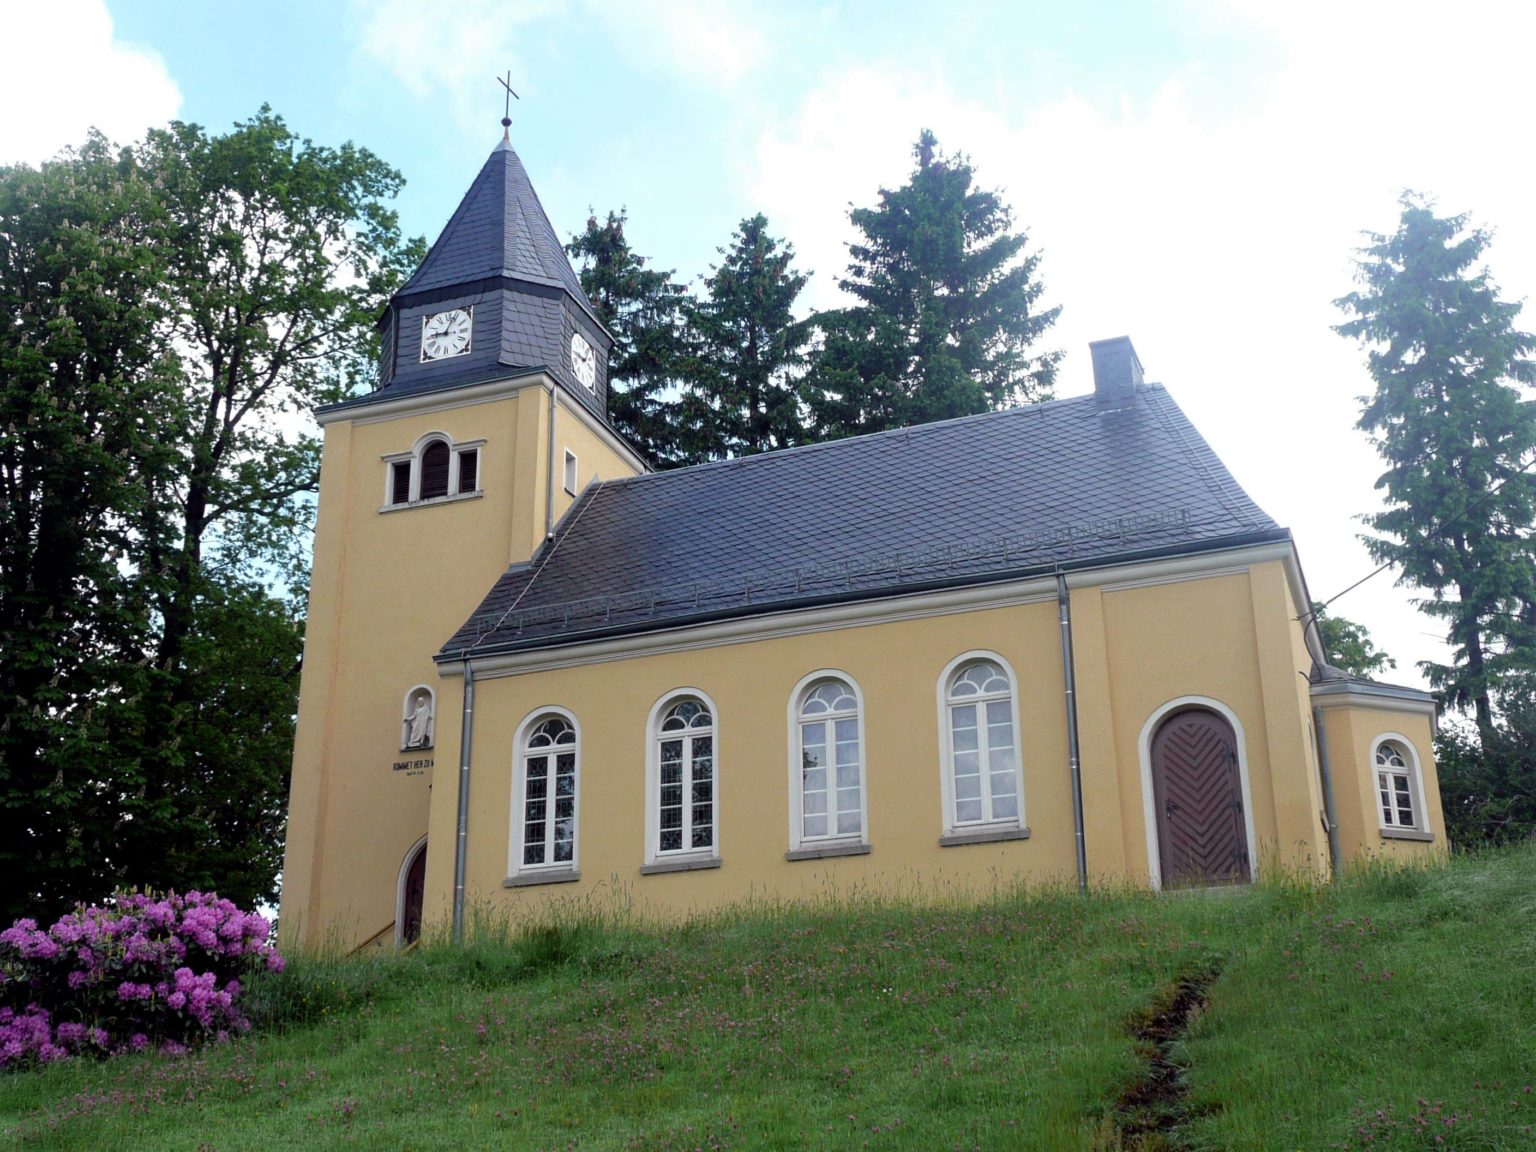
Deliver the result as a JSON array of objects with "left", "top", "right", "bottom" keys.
[
  {"left": 373, "top": 139, "right": 613, "bottom": 423},
  {"left": 400, "top": 139, "right": 591, "bottom": 305}
]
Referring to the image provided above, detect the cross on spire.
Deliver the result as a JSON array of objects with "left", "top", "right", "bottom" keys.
[{"left": 498, "top": 71, "right": 519, "bottom": 137}]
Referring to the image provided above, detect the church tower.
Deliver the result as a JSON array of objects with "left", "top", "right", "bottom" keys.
[{"left": 279, "top": 133, "right": 645, "bottom": 951}]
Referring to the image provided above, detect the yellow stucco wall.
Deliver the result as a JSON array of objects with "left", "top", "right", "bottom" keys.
[
  {"left": 1316, "top": 699, "right": 1445, "bottom": 866},
  {"left": 280, "top": 376, "right": 641, "bottom": 949},
  {"left": 415, "top": 559, "right": 1357, "bottom": 936}
]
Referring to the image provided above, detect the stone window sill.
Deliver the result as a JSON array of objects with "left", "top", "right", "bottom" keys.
[
  {"left": 504, "top": 868, "right": 579, "bottom": 888},
  {"left": 1380, "top": 827, "right": 1435, "bottom": 843},
  {"left": 379, "top": 490, "right": 483, "bottom": 514},
  {"left": 786, "top": 842, "right": 871, "bottom": 862},
  {"left": 939, "top": 825, "right": 1031, "bottom": 848},
  {"left": 640, "top": 856, "right": 721, "bottom": 876}
]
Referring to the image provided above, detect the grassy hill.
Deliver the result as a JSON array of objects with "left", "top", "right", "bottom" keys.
[{"left": 3, "top": 845, "right": 1534, "bottom": 1150}]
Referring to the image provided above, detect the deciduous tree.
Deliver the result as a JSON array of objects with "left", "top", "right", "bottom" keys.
[
  {"left": 1311, "top": 602, "right": 1397, "bottom": 679},
  {"left": 0, "top": 110, "right": 418, "bottom": 920}
]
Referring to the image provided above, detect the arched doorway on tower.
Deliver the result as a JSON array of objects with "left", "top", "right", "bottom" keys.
[
  {"left": 1149, "top": 707, "right": 1251, "bottom": 889},
  {"left": 397, "top": 838, "right": 427, "bottom": 947}
]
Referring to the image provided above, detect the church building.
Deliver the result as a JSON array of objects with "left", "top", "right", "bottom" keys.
[{"left": 279, "top": 133, "right": 1444, "bottom": 951}]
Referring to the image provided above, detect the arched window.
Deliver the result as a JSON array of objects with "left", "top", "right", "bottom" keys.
[
  {"left": 793, "top": 676, "right": 865, "bottom": 850},
  {"left": 654, "top": 696, "right": 715, "bottom": 858},
  {"left": 419, "top": 440, "right": 451, "bottom": 500},
  {"left": 383, "top": 433, "right": 484, "bottom": 508},
  {"left": 1373, "top": 737, "right": 1424, "bottom": 834},
  {"left": 519, "top": 715, "right": 578, "bottom": 870},
  {"left": 942, "top": 657, "right": 1023, "bottom": 832}
]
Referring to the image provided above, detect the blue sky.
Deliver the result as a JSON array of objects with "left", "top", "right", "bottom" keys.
[{"left": 5, "top": 0, "right": 1536, "bottom": 693}]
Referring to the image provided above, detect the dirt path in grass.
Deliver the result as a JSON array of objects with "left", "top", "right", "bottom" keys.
[{"left": 1111, "top": 968, "right": 1221, "bottom": 1150}]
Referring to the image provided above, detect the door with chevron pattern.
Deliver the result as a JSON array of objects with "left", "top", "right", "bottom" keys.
[{"left": 1150, "top": 708, "right": 1250, "bottom": 889}]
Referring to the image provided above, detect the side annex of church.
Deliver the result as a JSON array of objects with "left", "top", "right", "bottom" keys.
[{"left": 279, "top": 135, "right": 1444, "bottom": 951}]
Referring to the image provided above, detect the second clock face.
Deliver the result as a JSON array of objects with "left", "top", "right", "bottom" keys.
[
  {"left": 571, "top": 332, "right": 597, "bottom": 390},
  {"left": 421, "top": 308, "right": 472, "bottom": 361}
]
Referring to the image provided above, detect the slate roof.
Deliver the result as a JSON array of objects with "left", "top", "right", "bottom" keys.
[
  {"left": 400, "top": 137, "right": 589, "bottom": 306},
  {"left": 439, "top": 385, "right": 1289, "bottom": 661}
]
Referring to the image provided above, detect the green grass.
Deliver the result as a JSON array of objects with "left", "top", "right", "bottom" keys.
[{"left": 3, "top": 845, "right": 1534, "bottom": 1150}]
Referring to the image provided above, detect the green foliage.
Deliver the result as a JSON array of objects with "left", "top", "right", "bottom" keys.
[
  {"left": 1311, "top": 601, "right": 1397, "bottom": 678},
  {"left": 680, "top": 214, "right": 811, "bottom": 460},
  {"left": 0, "top": 109, "right": 418, "bottom": 921},
  {"left": 808, "top": 130, "right": 1061, "bottom": 439},
  {"left": 1434, "top": 688, "right": 1536, "bottom": 848},
  {"left": 6, "top": 848, "right": 1534, "bottom": 1149},
  {"left": 566, "top": 209, "right": 692, "bottom": 467},
  {"left": 1335, "top": 194, "right": 1536, "bottom": 742}
]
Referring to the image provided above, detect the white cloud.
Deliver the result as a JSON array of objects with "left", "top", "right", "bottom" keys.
[
  {"left": 0, "top": 0, "right": 180, "bottom": 165},
  {"left": 750, "top": 2, "right": 1536, "bottom": 689},
  {"left": 583, "top": 0, "right": 768, "bottom": 89},
  {"left": 353, "top": 0, "right": 766, "bottom": 142},
  {"left": 352, "top": 0, "right": 565, "bottom": 140}
]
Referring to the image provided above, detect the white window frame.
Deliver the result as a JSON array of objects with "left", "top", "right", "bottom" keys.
[
  {"left": 509, "top": 707, "right": 581, "bottom": 881},
  {"left": 1371, "top": 733, "right": 1429, "bottom": 839},
  {"left": 380, "top": 431, "right": 486, "bottom": 511},
  {"left": 935, "top": 651, "right": 1027, "bottom": 840},
  {"left": 786, "top": 670, "right": 869, "bottom": 858},
  {"left": 563, "top": 449, "right": 578, "bottom": 496},
  {"left": 643, "top": 689, "right": 721, "bottom": 872}
]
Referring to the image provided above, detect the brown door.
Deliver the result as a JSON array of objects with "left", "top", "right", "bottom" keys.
[
  {"left": 1150, "top": 709, "right": 1249, "bottom": 888},
  {"left": 401, "top": 843, "right": 426, "bottom": 945}
]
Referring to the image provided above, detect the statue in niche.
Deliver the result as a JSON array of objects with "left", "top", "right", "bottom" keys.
[{"left": 402, "top": 688, "right": 434, "bottom": 750}]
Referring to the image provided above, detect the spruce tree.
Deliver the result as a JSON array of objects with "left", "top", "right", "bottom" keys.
[
  {"left": 1335, "top": 195, "right": 1536, "bottom": 744},
  {"left": 808, "top": 130, "right": 1060, "bottom": 439},
  {"left": 566, "top": 210, "right": 690, "bottom": 466},
  {"left": 682, "top": 214, "right": 810, "bottom": 460}
]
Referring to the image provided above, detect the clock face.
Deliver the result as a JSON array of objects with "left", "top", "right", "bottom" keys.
[
  {"left": 421, "top": 308, "right": 472, "bottom": 361},
  {"left": 570, "top": 332, "right": 598, "bottom": 390}
]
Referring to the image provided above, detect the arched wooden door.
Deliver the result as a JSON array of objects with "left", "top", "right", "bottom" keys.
[
  {"left": 1150, "top": 708, "right": 1250, "bottom": 889},
  {"left": 400, "top": 841, "right": 426, "bottom": 946}
]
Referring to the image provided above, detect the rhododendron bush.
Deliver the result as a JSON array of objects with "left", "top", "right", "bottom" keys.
[{"left": 0, "top": 891, "right": 283, "bottom": 1068}]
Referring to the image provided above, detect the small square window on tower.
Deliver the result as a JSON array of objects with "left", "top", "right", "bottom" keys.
[{"left": 563, "top": 449, "right": 578, "bottom": 496}]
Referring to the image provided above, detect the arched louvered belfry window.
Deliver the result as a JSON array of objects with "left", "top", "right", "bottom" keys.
[
  {"left": 418, "top": 439, "right": 451, "bottom": 500},
  {"left": 384, "top": 434, "right": 483, "bottom": 507}
]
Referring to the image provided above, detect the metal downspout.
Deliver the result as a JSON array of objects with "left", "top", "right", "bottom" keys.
[
  {"left": 544, "top": 385, "right": 557, "bottom": 538},
  {"left": 1312, "top": 705, "right": 1342, "bottom": 879},
  {"left": 1056, "top": 573, "right": 1088, "bottom": 894},
  {"left": 452, "top": 660, "right": 476, "bottom": 944}
]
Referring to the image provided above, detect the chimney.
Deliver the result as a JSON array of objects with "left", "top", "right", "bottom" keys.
[{"left": 1089, "top": 336, "right": 1144, "bottom": 408}]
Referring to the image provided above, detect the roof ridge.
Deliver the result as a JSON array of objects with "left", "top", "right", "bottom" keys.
[{"left": 598, "top": 391, "right": 1116, "bottom": 493}]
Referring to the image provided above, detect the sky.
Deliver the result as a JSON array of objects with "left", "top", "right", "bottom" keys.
[{"left": 3, "top": 0, "right": 1535, "bottom": 698}]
